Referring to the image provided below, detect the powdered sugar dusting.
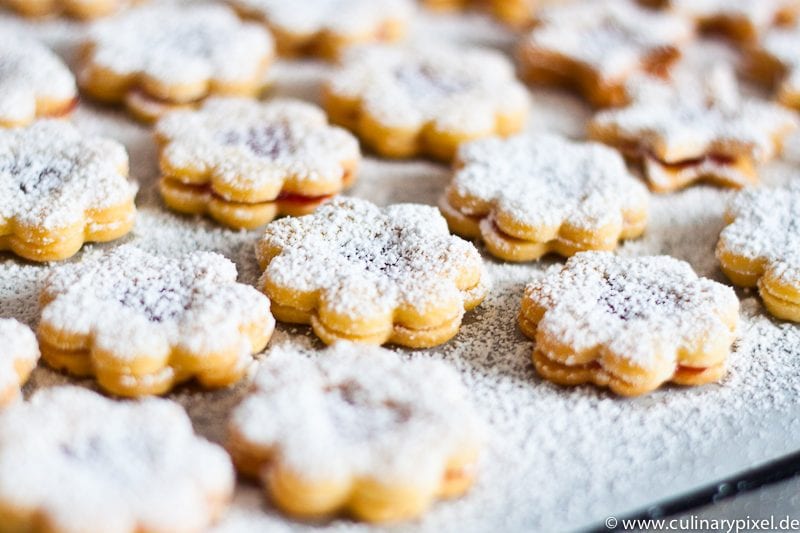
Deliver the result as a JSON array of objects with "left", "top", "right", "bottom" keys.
[
  {"left": 156, "top": 97, "right": 359, "bottom": 189},
  {"left": 41, "top": 245, "right": 274, "bottom": 361},
  {"left": 258, "top": 197, "right": 486, "bottom": 318},
  {"left": 451, "top": 133, "right": 649, "bottom": 230},
  {"left": 0, "top": 386, "right": 234, "bottom": 532},
  {"left": 82, "top": 4, "right": 274, "bottom": 88},
  {"left": 672, "top": 0, "right": 796, "bottom": 30},
  {"left": 231, "top": 342, "right": 484, "bottom": 484},
  {"left": 327, "top": 44, "right": 528, "bottom": 131},
  {"left": 522, "top": 0, "right": 692, "bottom": 78},
  {"left": 0, "top": 120, "right": 136, "bottom": 231},
  {"left": 228, "top": 0, "right": 413, "bottom": 36}
]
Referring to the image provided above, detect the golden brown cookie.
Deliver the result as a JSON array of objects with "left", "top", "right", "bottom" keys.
[
  {"left": 323, "top": 44, "right": 529, "bottom": 161},
  {"left": 155, "top": 98, "right": 360, "bottom": 229},
  {"left": 0, "top": 386, "right": 234, "bottom": 533},
  {"left": 38, "top": 245, "right": 275, "bottom": 397},
  {"left": 256, "top": 197, "right": 488, "bottom": 348},
  {"left": 517, "top": 0, "right": 692, "bottom": 107},
  {"left": 0, "top": 120, "right": 137, "bottom": 262},
  {"left": 0, "top": 34, "right": 77, "bottom": 127},
  {"left": 227, "top": 0, "right": 412, "bottom": 59},
  {"left": 440, "top": 133, "right": 649, "bottom": 262},
  {"left": 78, "top": 4, "right": 274, "bottom": 123},
  {"left": 228, "top": 343, "right": 485, "bottom": 523},
  {"left": 589, "top": 67, "right": 798, "bottom": 192},
  {"left": 716, "top": 182, "right": 800, "bottom": 322},
  {"left": 520, "top": 251, "right": 739, "bottom": 396}
]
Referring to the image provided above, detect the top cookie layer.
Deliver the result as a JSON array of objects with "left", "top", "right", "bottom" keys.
[
  {"left": 0, "top": 120, "right": 135, "bottom": 232},
  {"left": 522, "top": 0, "right": 692, "bottom": 79},
  {"left": 327, "top": 44, "right": 528, "bottom": 133},
  {"left": 0, "top": 34, "right": 77, "bottom": 127},
  {"left": 0, "top": 386, "right": 234, "bottom": 533},
  {"left": 450, "top": 133, "right": 649, "bottom": 232}
]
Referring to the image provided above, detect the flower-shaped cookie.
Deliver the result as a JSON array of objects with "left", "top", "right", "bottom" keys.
[
  {"left": 256, "top": 197, "right": 488, "bottom": 348},
  {"left": 520, "top": 252, "right": 739, "bottom": 396},
  {"left": 0, "top": 120, "right": 137, "bottom": 262},
  {"left": 228, "top": 343, "right": 485, "bottom": 523},
  {"left": 652, "top": 0, "right": 800, "bottom": 43},
  {"left": 78, "top": 4, "right": 275, "bottom": 123},
  {"left": 0, "top": 319, "right": 38, "bottom": 407},
  {"left": 440, "top": 134, "right": 649, "bottom": 262},
  {"left": 38, "top": 245, "right": 275, "bottom": 397},
  {"left": 716, "top": 182, "right": 800, "bottom": 322},
  {"left": 747, "top": 26, "right": 800, "bottom": 110},
  {"left": 0, "top": 35, "right": 77, "bottom": 127},
  {"left": 0, "top": 386, "right": 234, "bottom": 533},
  {"left": 0, "top": 0, "right": 134, "bottom": 18},
  {"left": 589, "top": 67, "right": 798, "bottom": 192},
  {"left": 227, "top": 0, "right": 413, "bottom": 59},
  {"left": 323, "top": 44, "right": 529, "bottom": 161},
  {"left": 155, "top": 98, "right": 361, "bottom": 229},
  {"left": 518, "top": 0, "right": 693, "bottom": 107}
]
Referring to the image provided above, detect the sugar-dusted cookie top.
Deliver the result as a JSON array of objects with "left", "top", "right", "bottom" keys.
[
  {"left": 0, "top": 120, "right": 137, "bottom": 261},
  {"left": 449, "top": 133, "right": 649, "bottom": 237},
  {"left": 0, "top": 386, "right": 234, "bottom": 533},
  {"left": 520, "top": 0, "right": 692, "bottom": 83},
  {"left": 589, "top": 67, "right": 798, "bottom": 190},
  {"left": 256, "top": 197, "right": 488, "bottom": 347},
  {"left": 228, "top": 0, "right": 413, "bottom": 57},
  {"left": 156, "top": 98, "right": 360, "bottom": 198},
  {"left": 0, "top": 34, "right": 77, "bottom": 127},
  {"left": 0, "top": 318, "right": 38, "bottom": 406},
  {"left": 78, "top": 3, "right": 274, "bottom": 120},
  {"left": 324, "top": 43, "right": 528, "bottom": 159},
  {"left": 718, "top": 182, "right": 800, "bottom": 284},
  {"left": 39, "top": 245, "right": 274, "bottom": 396},
  {"left": 751, "top": 25, "right": 800, "bottom": 108},
  {"left": 229, "top": 342, "right": 485, "bottom": 522},
  {"left": 522, "top": 251, "right": 739, "bottom": 394}
]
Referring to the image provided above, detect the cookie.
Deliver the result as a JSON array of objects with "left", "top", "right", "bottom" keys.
[
  {"left": 648, "top": 0, "right": 800, "bottom": 44},
  {"left": 0, "top": 0, "right": 134, "bottom": 19},
  {"left": 517, "top": 0, "right": 692, "bottom": 107},
  {"left": 0, "top": 319, "right": 38, "bottom": 407},
  {"left": 0, "top": 34, "right": 77, "bottom": 127},
  {"left": 323, "top": 44, "right": 529, "bottom": 161},
  {"left": 519, "top": 251, "right": 739, "bottom": 396},
  {"left": 38, "top": 245, "right": 275, "bottom": 397},
  {"left": 228, "top": 343, "right": 485, "bottom": 523},
  {"left": 589, "top": 67, "right": 798, "bottom": 192},
  {"left": 747, "top": 25, "right": 800, "bottom": 110},
  {"left": 78, "top": 4, "right": 275, "bottom": 123},
  {"left": 716, "top": 182, "right": 800, "bottom": 322},
  {"left": 155, "top": 98, "right": 361, "bottom": 229},
  {"left": 0, "top": 386, "right": 234, "bottom": 533},
  {"left": 255, "top": 197, "right": 488, "bottom": 348},
  {"left": 227, "top": 0, "right": 412, "bottom": 59},
  {"left": 440, "top": 133, "right": 649, "bottom": 262},
  {"left": 0, "top": 120, "right": 137, "bottom": 262}
]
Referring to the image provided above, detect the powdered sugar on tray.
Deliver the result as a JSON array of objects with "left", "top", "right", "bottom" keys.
[{"left": 4, "top": 7, "right": 800, "bottom": 533}]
